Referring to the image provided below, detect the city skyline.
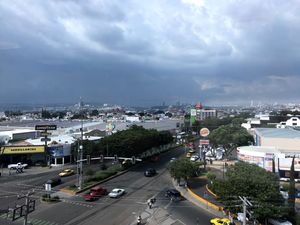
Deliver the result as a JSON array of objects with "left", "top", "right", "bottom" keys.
[{"left": 1, "top": 0, "right": 300, "bottom": 106}]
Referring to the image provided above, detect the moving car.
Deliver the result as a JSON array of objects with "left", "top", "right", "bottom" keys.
[
  {"left": 58, "top": 169, "right": 74, "bottom": 177},
  {"left": 210, "top": 217, "right": 235, "bottom": 225},
  {"left": 83, "top": 185, "right": 107, "bottom": 201},
  {"left": 45, "top": 177, "right": 62, "bottom": 187},
  {"left": 108, "top": 188, "right": 125, "bottom": 198},
  {"left": 144, "top": 168, "right": 156, "bottom": 177},
  {"left": 165, "top": 189, "right": 181, "bottom": 201}
]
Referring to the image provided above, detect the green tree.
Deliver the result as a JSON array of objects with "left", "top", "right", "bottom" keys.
[
  {"left": 209, "top": 124, "right": 253, "bottom": 158},
  {"left": 212, "top": 162, "right": 286, "bottom": 221},
  {"left": 168, "top": 158, "right": 199, "bottom": 184},
  {"left": 288, "top": 156, "right": 296, "bottom": 222}
]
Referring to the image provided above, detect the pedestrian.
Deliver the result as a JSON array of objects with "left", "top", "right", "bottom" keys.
[
  {"left": 151, "top": 197, "right": 156, "bottom": 204},
  {"left": 149, "top": 201, "right": 152, "bottom": 209}
]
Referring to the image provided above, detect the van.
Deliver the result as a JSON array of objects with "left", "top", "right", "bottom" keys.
[{"left": 267, "top": 218, "right": 292, "bottom": 225}]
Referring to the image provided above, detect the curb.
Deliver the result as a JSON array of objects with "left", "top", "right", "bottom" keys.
[{"left": 186, "top": 187, "right": 223, "bottom": 212}]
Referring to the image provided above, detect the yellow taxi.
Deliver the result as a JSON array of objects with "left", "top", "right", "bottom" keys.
[
  {"left": 58, "top": 169, "right": 74, "bottom": 177},
  {"left": 210, "top": 218, "right": 235, "bottom": 225}
]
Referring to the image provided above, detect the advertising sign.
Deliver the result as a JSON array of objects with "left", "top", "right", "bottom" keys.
[
  {"left": 200, "top": 128, "right": 210, "bottom": 137},
  {"left": 1, "top": 145, "right": 45, "bottom": 155},
  {"left": 35, "top": 125, "right": 57, "bottom": 130},
  {"left": 190, "top": 109, "right": 197, "bottom": 116},
  {"left": 199, "top": 139, "right": 210, "bottom": 145},
  {"left": 47, "top": 145, "right": 64, "bottom": 157}
]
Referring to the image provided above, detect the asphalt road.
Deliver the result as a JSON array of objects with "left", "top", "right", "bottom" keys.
[{"left": 0, "top": 146, "right": 216, "bottom": 225}]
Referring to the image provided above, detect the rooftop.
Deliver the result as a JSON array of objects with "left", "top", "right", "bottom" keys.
[{"left": 255, "top": 128, "right": 300, "bottom": 139}]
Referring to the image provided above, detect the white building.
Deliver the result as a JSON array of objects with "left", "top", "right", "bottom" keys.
[
  {"left": 237, "top": 146, "right": 300, "bottom": 181},
  {"left": 277, "top": 117, "right": 300, "bottom": 128}
]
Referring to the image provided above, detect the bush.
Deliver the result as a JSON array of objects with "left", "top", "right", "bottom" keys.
[
  {"left": 85, "top": 168, "right": 95, "bottom": 176},
  {"left": 207, "top": 172, "right": 217, "bottom": 181},
  {"left": 41, "top": 194, "right": 60, "bottom": 202}
]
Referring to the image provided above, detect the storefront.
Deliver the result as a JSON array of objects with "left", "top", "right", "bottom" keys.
[
  {"left": 237, "top": 146, "right": 300, "bottom": 180},
  {"left": 0, "top": 145, "right": 45, "bottom": 166}
]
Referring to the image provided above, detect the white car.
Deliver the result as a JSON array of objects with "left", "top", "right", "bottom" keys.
[
  {"left": 267, "top": 218, "right": 292, "bottom": 225},
  {"left": 237, "top": 213, "right": 249, "bottom": 222},
  {"left": 108, "top": 188, "right": 125, "bottom": 198},
  {"left": 8, "top": 162, "right": 28, "bottom": 169},
  {"left": 190, "top": 155, "right": 199, "bottom": 162}
]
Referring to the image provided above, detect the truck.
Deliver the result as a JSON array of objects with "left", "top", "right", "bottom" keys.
[{"left": 8, "top": 162, "right": 28, "bottom": 170}]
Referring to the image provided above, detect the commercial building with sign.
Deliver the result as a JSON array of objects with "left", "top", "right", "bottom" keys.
[
  {"left": 237, "top": 145, "right": 300, "bottom": 181},
  {"left": 27, "top": 135, "right": 75, "bottom": 166},
  {"left": 0, "top": 145, "right": 45, "bottom": 166}
]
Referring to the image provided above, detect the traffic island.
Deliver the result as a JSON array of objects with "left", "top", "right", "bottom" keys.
[{"left": 41, "top": 194, "right": 60, "bottom": 203}]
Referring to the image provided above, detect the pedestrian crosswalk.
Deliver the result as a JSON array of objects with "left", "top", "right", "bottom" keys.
[
  {"left": 61, "top": 199, "right": 94, "bottom": 208},
  {"left": 0, "top": 213, "right": 60, "bottom": 225}
]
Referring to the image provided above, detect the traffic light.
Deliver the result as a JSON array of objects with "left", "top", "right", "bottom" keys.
[
  {"left": 131, "top": 156, "right": 136, "bottom": 164},
  {"left": 99, "top": 154, "right": 104, "bottom": 163},
  {"left": 87, "top": 155, "right": 91, "bottom": 164},
  {"left": 114, "top": 155, "right": 118, "bottom": 162}
]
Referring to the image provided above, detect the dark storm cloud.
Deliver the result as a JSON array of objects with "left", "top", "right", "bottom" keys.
[{"left": 1, "top": 0, "right": 300, "bottom": 106}]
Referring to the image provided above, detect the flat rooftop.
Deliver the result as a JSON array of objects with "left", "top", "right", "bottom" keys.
[{"left": 255, "top": 128, "right": 300, "bottom": 139}]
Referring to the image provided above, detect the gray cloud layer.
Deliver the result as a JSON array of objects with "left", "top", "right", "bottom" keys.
[{"left": 1, "top": 0, "right": 300, "bottom": 106}]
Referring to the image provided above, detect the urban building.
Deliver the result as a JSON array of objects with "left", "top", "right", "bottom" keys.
[
  {"left": 237, "top": 146, "right": 300, "bottom": 181},
  {"left": 277, "top": 117, "right": 300, "bottom": 128}
]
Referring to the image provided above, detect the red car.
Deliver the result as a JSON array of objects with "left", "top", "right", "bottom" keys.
[{"left": 83, "top": 186, "right": 107, "bottom": 201}]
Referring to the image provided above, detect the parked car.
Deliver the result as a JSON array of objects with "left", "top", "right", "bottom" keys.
[
  {"left": 45, "top": 177, "right": 62, "bottom": 187},
  {"left": 8, "top": 162, "right": 28, "bottom": 170},
  {"left": 267, "top": 218, "right": 292, "bottom": 225},
  {"left": 210, "top": 217, "right": 235, "bottom": 225},
  {"left": 144, "top": 168, "right": 156, "bottom": 177},
  {"left": 165, "top": 189, "right": 181, "bottom": 201},
  {"left": 190, "top": 154, "right": 199, "bottom": 162},
  {"left": 186, "top": 149, "right": 196, "bottom": 158},
  {"left": 58, "top": 169, "right": 74, "bottom": 177},
  {"left": 83, "top": 185, "right": 107, "bottom": 201},
  {"left": 108, "top": 188, "right": 125, "bottom": 198},
  {"left": 237, "top": 213, "right": 249, "bottom": 222},
  {"left": 169, "top": 157, "right": 176, "bottom": 163}
]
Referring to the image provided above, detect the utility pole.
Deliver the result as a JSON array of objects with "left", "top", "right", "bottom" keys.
[
  {"left": 239, "top": 196, "right": 252, "bottom": 225},
  {"left": 78, "top": 119, "right": 84, "bottom": 190}
]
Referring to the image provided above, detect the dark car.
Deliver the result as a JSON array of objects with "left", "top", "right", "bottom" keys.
[
  {"left": 45, "top": 177, "right": 62, "bottom": 187},
  {"left": 165, "top": 189, "right": 181, "bottom": 201},
  {"left": 144, "top": 168, "right": 156, "bottom": 177}
]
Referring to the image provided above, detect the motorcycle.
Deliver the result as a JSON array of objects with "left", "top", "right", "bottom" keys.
[{"left": 137, "top": 216, "right": 142, "bottom": 225}]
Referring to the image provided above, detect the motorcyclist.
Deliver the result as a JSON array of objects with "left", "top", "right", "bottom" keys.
[{"left": 137, "top": 215, "right": 142, "bottom": 225}]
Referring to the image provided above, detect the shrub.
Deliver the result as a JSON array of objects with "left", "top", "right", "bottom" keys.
[{"left": 85, "top": 168, "right": 95, "bottom": 176}]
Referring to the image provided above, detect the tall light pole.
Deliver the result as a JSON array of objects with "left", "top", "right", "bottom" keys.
[{"left": 78, "top": 118, "right": 84, "bottom": 190}]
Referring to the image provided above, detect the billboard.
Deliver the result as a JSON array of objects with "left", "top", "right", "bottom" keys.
[
  {"left": 1, "top": 145, "right": 45, "bottom": 155},
  {"left": 47, "top": 145, "right": 64, "bottom": 157}
]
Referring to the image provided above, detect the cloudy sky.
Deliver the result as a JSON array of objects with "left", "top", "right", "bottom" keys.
[{"left": 1, "top": 0, "right": 300, "bottom": 106}]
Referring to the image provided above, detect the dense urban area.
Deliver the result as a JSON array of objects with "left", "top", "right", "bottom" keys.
[{"left": 1, "top": 101, "right": 300, "bottom": 225}]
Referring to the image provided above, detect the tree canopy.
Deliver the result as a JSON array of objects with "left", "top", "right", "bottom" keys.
[
  {"left": 208, "top": 124, "right": 254, "bottom": 158},
  {"left": 168, "top": 158, "right": 203, "bottom": 183},
  {"left": 75, "top": 125, "right": 173, "bottom": 158},
  {"left": 211, "top": 162, "right": 286, "bottom": 221}
]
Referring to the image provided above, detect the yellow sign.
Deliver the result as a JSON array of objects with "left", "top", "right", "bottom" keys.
[{"left": 1, "top": 145, "right": 45, "bottom": 155}]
